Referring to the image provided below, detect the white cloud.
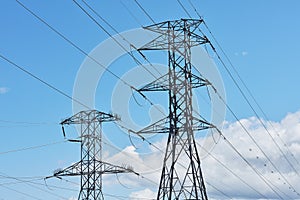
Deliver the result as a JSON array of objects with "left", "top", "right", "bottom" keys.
[
  {"left": 234, "top": 51, "right": 248, "bottom": 56},
  {"left": 103, "top": 145, "right": 163, "bottom": 188},
  {"left": 129, "top": 188, "right": 156, "bottom": 200},
  {"left": 103, "top": 110, "right": 300, "bottom": 199},
  {"left": 200, "top": 111, "right": 300, "bottom": 199},
  {"left": 0, "top": 87, "right": 9, "bottom": 94}
]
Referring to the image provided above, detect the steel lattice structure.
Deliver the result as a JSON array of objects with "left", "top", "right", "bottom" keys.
[
  {"left": 137, "top": 19, "right": 214, "bottom": 200},
  {"left": 49, "top": 110, "right": 135, "bottom": 200}
]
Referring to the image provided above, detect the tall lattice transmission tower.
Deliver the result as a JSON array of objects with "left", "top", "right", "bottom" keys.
[
  {"left": 136, "top": 19, "right": 214, "bottom": 199},
  {"left": 48, "top": 110, "right": 136, "bottom": 200}
]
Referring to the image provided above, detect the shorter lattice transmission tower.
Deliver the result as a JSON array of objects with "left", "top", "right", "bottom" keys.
[{"left": 48, "top": 110, "right": 136, "bottom": 200}]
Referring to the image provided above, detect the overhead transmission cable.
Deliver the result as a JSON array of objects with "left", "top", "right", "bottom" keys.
[
  {"left": 0, "top": 140, "right": 66, "bottom": 155},
  {"left": 126, "top": 2, "right": 284, "bottom": 197},
  {"left": 133, "top": 0, "right": 155, "bottom": 24},
  {"left": 81, "top": 0, "right": 163, "bottom": 77},
  {"left": 6, "top": 1, "right": 166, "bottom": 196},
  {"left": 186, "top": 0, "right": 300, "bottom": 171},
  {"left": 0, "top": 53, "right": 89, "bottom": 110},
  {"left": 14, "top": 0, "right": 292, "bottom": 198},
  {"left": 14, "top": 0, "right": 164, "bottom": 183},
  {"left": 0, "top": 119, "right": 55, "bottom": 125},
  {"left": 0, "top": 184, "right": 42, "bottom": 200},
  {"left": 130, "top": 0, "right": 297, "bottom": 198},
  {"left": 7, "top": 0, "right": 162, "bottom": 192},
  {"left": 74, "top": 0, "right": 161, "bottom": 79},
  {"left": 205, "top": 181, "right": 232, "bottom": 200},
  {"left": 15, "top": 0, "right": 166, "bottom": 118},
  {"left": 204, "top": 34, "right": 300, "bottom": 196},
  {"left": 180, "top": 0, "right": 299, "bottom": 172},
  {"left": 202, "top": 14, "right": 300, "bottom": 169},
  {"left": 214, "top": 128, "right": 289, "bottom": 199},
  {"left": 0, "top": 173, "right": 70, "bottom": 199},
  {"left": 114, "top": 0, "right": 293, "bottom": 197},
  {"left": 175, "top": 0, "right": 300, "bottom": 195},
  {"left": 120, "top": 0, "right": 143, "bottom": 26},
  {"left": 191, "top": 50, "right": 299, "bottom": 196}
]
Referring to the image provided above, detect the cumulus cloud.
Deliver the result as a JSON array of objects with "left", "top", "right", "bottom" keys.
[
  {"left": 129, "top": 188, "right": 156, "bottom": 200},
  {"left": 0, "top": 87, "right": 9, "bottom": 94},
  {"left": 200, "top": 111, "right": 300, "bottom": 199},
  {"left": 103, "top": 110, "right": 300, "bottom": 199}
]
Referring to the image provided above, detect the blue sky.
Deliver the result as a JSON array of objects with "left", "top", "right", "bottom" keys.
[{"left": 1, "top": 0, "right": 300, "bottom": 199}]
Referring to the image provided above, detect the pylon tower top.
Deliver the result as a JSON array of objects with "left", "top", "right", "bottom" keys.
[{"left": 140, "top": 19, "right": 208, "bottom": 51}]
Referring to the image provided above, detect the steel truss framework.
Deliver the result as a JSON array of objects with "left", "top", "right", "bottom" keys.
[
  {"left": 137, "top": 19, "right": 213, "bottom": 200},
  {"left": 51, "top": 110, "right": 135, "bottom": 200}
]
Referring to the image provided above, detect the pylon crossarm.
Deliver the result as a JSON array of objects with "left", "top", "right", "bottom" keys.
[
  {"left": 138, "top": 73, "right": 169, "bottom": 91},
  {"left": 190, "top": 32, "right": 209, "bottom": 45},
  {"left": 46, "top": 161, "right": 82, "bottom": 179},
  {"left": 190, "top": 73, "right": 210, "bottom": 88},
  {"left": 133, "top": 116, "right": 169, "bottom": 135},
  {"left": 100, "top": 161, "right": 139, "bottom": 176},
  {"left": 60, "top": 110, "right": 117, "bottom": 125},
  {"left": 139, "top": 34, "right": 170, "bottom": 50},
  {"left": 140, "top": 19, "right": 208, "bottom": 52},
  {"left": 47, "top": 159, "right": 138, "bottom": 180},
  {"left": 138, "top": 73, "right": 208, "bottom": 93},
  {"left": 192, "top": 116, "right": 215, "bottom": 131},
  {"left": 143, "top": 19, "right": 204, "bottom": 33}
]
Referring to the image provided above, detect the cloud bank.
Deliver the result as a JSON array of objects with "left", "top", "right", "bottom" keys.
[{"left": 103, "top": 110, "right": 300, "bottom": 199}]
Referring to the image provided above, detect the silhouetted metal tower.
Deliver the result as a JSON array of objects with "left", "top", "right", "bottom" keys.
[
  {"left": 50, "top": 110, "right": 135, "bottom": 200},
  {"left": 137, "top": 19, "right": 213, "bottom": 199}
]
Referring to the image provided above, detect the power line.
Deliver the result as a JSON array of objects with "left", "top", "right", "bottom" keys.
[
  {"left": 176, "top": 0, "right": 192, "bottom": 18},
  {"left": 191, "top": 52, "right": 299, "bottom": 196},
  {"left": 196, "top": 141, "right": 269, "bottom": 199},
  {"left": 124, "top": 1, "right": 296, "bottom": 198},
  {"left": 0, "top": 173, "right": 69, "bottom": 199},
  {"left": 133, "top": 0, "right": 155, "bottom": 24},
  {"left": 0, "top": 184, "right": 42, "bottom": 200},
  {"left": 73, "top": 0, "right": 160, "bottom": 80},
  {"left": 0, "top": 18, "right": 159, "bottom": 198},
  {"left": 186, "top": 0, "right": 203, "bottom": 19},
  {"left": 16, "top": 0, "right": 166, "bottom": 118},
  {"left": 0, "top": 119, "right": 55, "bottom": 125},
  {"left": 0, "top": 53, "right": 90, "bottom": 110},
  {"left": 213, "top": 129, "right": 288, "bottom": 199},
  {"left": 191, "top": 0, "right": 300, "bottom": 178},
  {"left": 0, "top": 140, "right": 66, "bottom": 155},
  {"left": 202, "top": 18, "right": 300, "bottom": 170},
  {"left": 0, "top": 40, "right": 234, "bottom": 200},
  {"left": 205, "top": 181, "right": 232, "bottom": 200},
  {"left": 174, "top": 1, "right": 300, "bottom": 196},
  {"left": 15, "top": 0, "right": 166, "bottom": 171},
  {"left": 11, "top": 0, "right": 298, "bottom": 198},
  {"left": 207, "top": 80, "right": 299, "bottom": 197},
  {"left": 120, "top": 0, "right": 143, "bottom": 26},
  {"left": 81, "top": 0, "right": 163, "bottom": 77},
  {"left": 207, "top": 45, "right": 300, "bottom": 196}
]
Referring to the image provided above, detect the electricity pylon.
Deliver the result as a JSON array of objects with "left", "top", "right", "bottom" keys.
[
  {"left": 49, "top": 110, "right": 136, "bottom": 200},
  {"left": 136, "top": 19, "right": 214, "bottom": 199}
]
